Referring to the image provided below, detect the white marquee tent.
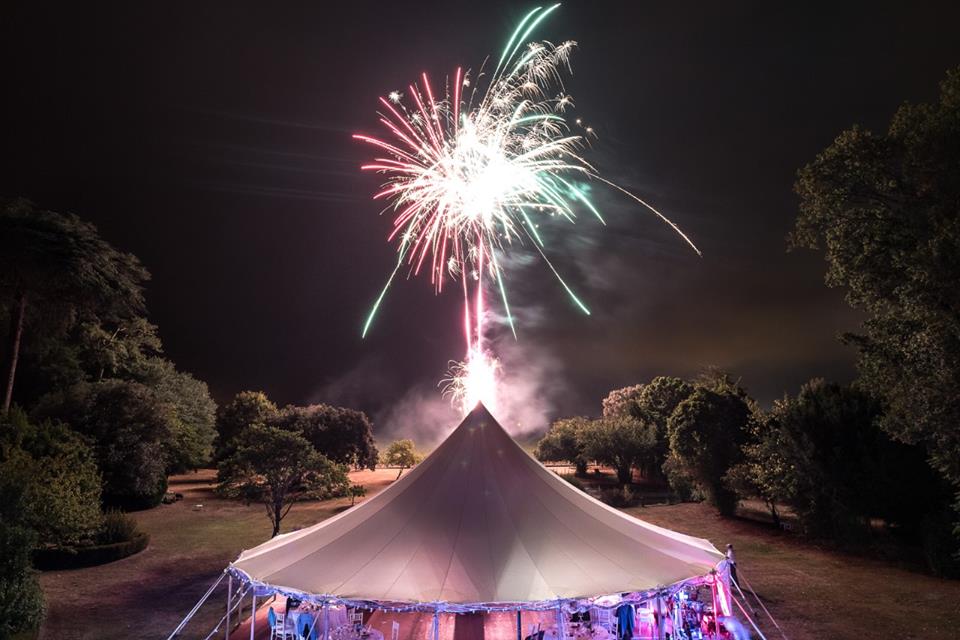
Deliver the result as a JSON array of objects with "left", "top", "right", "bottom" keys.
[{"left": 229, "top": 403, "right": 723, "bottom": 610}]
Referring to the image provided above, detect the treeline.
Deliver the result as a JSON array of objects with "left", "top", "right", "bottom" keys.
[
  {"left": 538, "top": 370, "right": 956, "bottom": 576},
  {"left": 0, "top": 198, "right": 219, "bottom": 636},
  {"left": 0, "top": 199, "right": 380, "bottom": 636}
]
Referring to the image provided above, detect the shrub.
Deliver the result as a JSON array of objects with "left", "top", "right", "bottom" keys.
[
  {"left": 2, "top": 408, "right": 102, "bottom": 548},
  {"left": 919, "top": 511, "right": 960, "bottom": 578},
  {"left": 33, "top": 380, "right": 173, "bottom": 510},
  {"left": 98, "top": 511, "right": 141, "bottom": 545},
  {"left": 32, "top": 533, "right": 149, "bottom": 571},
  {"left": 599, "top": 485, "right": 640, "bottom": 508},
  {"left": 559, "top": 474, "right": 585, "bottom": 492},
  {"left": 0, "top": 453, "right": 45, "bottom": 637},
  {"left": 0, "top": 521, "right": 45, "bottom": 637}
]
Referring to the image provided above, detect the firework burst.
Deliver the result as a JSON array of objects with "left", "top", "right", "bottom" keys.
[{"left": 354, "top": 4, "right": 699, "bottom": 412}]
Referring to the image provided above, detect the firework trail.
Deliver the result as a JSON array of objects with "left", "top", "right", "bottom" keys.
[{"left": 354, "top": 4, "right": 699, "bottom": 412}]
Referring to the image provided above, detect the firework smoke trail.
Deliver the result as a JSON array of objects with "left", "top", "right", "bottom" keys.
[{"left": 354, "top": 4, "right": 700, "bottom": 413}]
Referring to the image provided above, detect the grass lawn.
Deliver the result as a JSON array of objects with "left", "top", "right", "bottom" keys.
[{"left": 35, "top": 469, "right": 960, "bottom": 640}]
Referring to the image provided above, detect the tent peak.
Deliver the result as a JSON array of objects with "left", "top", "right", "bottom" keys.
[{"left": 459, "top": 401, "right": 498, "bottom": 424}]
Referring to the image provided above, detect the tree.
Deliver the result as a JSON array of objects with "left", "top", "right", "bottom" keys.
[
  {"left": 348, "top": 483, "right": 367, "bottom": 506},
  {"left": 0, "top": 198, "right": 148, "bottom": 415},
  {"left": 2, "top": 408, "right": 102, "bottom": 547},
  {"left": 604, "top": 377, "right": 695, "bottom": 480},
  {"left": 275, "top": 404, "right": 378, "bottom": 470},
  {"left": 581, "top": 415, "right": 657, "bottom": 485},
  {"left": 34, "top": 380, "right": 173, "bottom": 509},
  {"left": 80, "top": 317, "right": 162, "bottom": 382},
  {"left": 601, "top": 384, "right": 645, "bottom": 418},
  {"left": 137, "top": 358, "right": 217, "bottom": 473},
  {"left": 215, "top": 391, "right": 278, "bottom": 462},
  {"left": 382, "top": 439, "right": 420, "bottom": 479},
  {"left": 638, "top": 377, "right": 696, "bottom": 419},
  {"left": 738, "top": 380, "right": 948, "bottom": 544},
  {"left": 667, "top": 379, "right": 752, "bottom": 516},
  {"left": 535, "top": 417, "right": 590, "bottom": 475},
  {"left": 724, "top": 410, "right": 788, "bottom": 528},
  {"left": 218, "top": 426, "right": 350, "bottom": 537},
  {"left": 0, "top": 453, "right": 45, "bottom": 638},
  {"left": 792, "top": 67, "right": 960, "bottom": 535}
]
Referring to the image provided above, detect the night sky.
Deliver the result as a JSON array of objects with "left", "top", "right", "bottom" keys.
[{"left": 3, "top": 2, "right": 959, "bottom": 438}]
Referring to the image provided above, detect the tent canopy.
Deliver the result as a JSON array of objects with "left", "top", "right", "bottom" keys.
[{"left": 231, "top": 404, "right": 722, "bottom": 608}]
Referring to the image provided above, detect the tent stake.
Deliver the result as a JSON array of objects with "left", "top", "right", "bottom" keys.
[{"left": 225, "top": 575, "right": 233, "bottom": 640}]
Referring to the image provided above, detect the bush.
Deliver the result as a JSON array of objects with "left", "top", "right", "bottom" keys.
[
  {"left": 2, "top": 408, "right": 102, "bottom": 548},
  {"left": 0, "top": 455, "right": 45, "bottom": 638},
  {"left": 919, "top": 511, "right": 960, "bottom": 578},
  {"left": 559, "top": 474, "right": 585, "bottom": 492},
  {"left": 97, "top": 511, "right": 140, "bottom": 545},
  {"left": 0, "top": 521, "right": 45, "bottom": 637},
  {"left": 33, "top": 380, "right": 173, "bottom": 510},
  {"left": 32, "top": 533, "right": 149, "bottom": 571},
  {"left": 599, "top": 485, "right": 640, "bottom": 508}
]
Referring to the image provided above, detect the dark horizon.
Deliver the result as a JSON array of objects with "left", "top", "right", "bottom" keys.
[{"left": 3, "top": 1, "right": 959, "bottom": 434}]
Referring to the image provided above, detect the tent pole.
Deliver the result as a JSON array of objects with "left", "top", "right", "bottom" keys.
[
  {"left": 652, "top": 594, "right": 660, "bottom": 640},
  {"left": 659, "top": 593, "right": 666, "bottom": 640},
  {"left": 432, "top": 610, "right": 440, "bottom": 640},
  {"left": 709, "top": 571, "right": 720, "bottom": 640},
  {"left": 555, "top": 603, "right": 564, "bottom": 640},
  {"left": 249, "top": 593, "right": 257, "bottom": 640},
  {"left": 516, "top": 610, "right": 522, "bottom": 640},
  {"left": 323, "top": 601, "right": 330, "bottom": 640},
  {"left": 225, "top": 575, "right": 233, "bottom": 640},
  {"left": 166, "top": 571, "right": 226, "bottom": 640}
]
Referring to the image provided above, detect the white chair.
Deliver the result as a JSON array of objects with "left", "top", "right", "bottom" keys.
[
  {"left": 595, "top": 609, "right": 616, "bottom": 636},
  {"left": 391, "top": 621, "right": 400, "bottom": 640},
  {"left": 350, "top": 610, "right": 364, "bottom": 625},
  {"left": 269, "top": 608, "right": 290, "bottom": 640}
]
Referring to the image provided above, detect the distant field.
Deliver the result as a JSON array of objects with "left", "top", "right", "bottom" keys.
[{"left": 35, "top": 468, "right": 960, "bottom": 640}]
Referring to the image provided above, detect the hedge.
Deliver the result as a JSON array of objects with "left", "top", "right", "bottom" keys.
[{"left": 33, "top": 533, "right": 149, "bottom": 571}]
